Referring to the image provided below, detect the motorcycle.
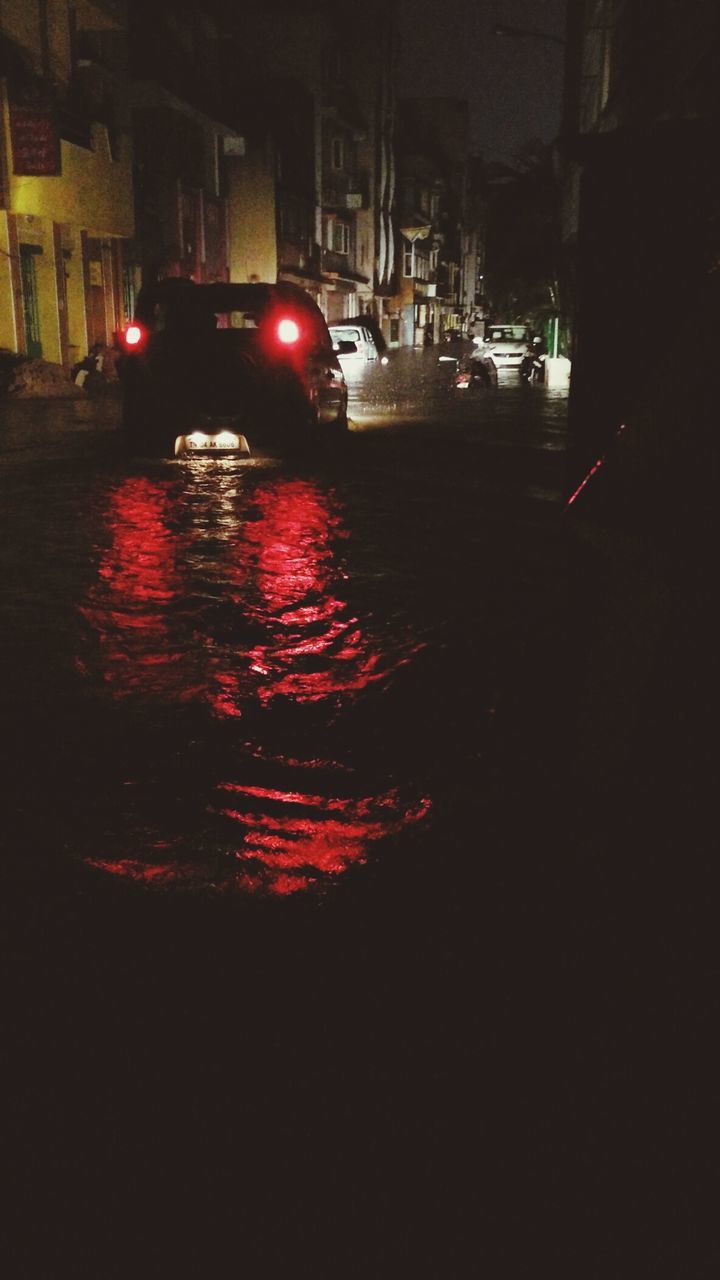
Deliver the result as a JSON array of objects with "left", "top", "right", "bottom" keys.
[
  {"left": 453, "top": 361, "right": 493, "bottom": 390},
  {"left": 439, "top": 351, "right": 494, "bottom": 390}
]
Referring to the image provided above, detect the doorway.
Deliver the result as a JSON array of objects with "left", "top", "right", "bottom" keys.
[
  {"left": 19, "top": 244, "right": 43, "bottom": 358},
  {"left": 85, "top": 237, "right": 108, "bottom": 347}
]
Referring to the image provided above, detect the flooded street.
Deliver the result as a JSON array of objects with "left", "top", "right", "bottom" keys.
[
  {"left": 5, "top": 354, "right": 706, "bottom": 1274},
  {"left": 2, "top": 351, "right": 568, "bottom": 898},
  {"left": 2, "top": 352, "right": 580, "bottom": 1271}
]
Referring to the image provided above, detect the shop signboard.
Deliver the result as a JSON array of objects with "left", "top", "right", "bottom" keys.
[{"left": 10, "top": 104, "right": 60, "bottom": 177}]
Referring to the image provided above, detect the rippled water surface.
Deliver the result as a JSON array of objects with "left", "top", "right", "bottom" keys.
[
  {"left": 75, "top": 463, "right": 434, "bottom": 893},
  {"left": 1, "top": 353, "right": 567, "bottom": 898}
]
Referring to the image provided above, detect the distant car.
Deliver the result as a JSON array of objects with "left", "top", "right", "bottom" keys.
[
  {"left": 117, "top": 278, "right": 349, "bottom": 457},
  {"left": 328, "top": 322, "right": 381, "bottom": 368},
  {"left": 475, "top": 323, "right": 530, "bottom": 372}
]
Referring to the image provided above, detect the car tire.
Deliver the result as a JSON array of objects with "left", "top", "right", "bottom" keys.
[
  {"left": 329, "top": 408, "right": 349, "bottom": 441},
  {"left": 122, "top": 376, "right": 175, "bottom": 458},
  {"left": 277, "top": 394, "right": 319, "bottom": 455},
  {"left": 312, "top": 406, "right": 349, "bottom": 461},
  {"left": 121, "top": 391, "right": 148, "bottom": 455}
]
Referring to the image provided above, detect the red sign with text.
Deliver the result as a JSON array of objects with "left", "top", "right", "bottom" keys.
[{"left": 10, "top": 104, "right": 60, "bottom": 177}]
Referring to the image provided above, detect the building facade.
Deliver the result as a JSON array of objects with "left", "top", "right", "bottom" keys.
[
  {"left": 393, "top": 97, "right": 481, "bottom": 346},
  {"left": 126, "top": 0, "right": 245, "bottom": 296},
  {"left": 1, "top": 0, "right": 134, "bottom": 368},
  {"left": 1, "top": 0, "right": 486, "bottom": 368}
]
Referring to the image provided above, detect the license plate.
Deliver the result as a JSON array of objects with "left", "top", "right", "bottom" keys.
[{"left": 175, "top": 431, "right": 250, "bottom": 458}]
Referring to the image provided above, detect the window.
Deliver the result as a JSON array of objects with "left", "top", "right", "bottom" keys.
[
  {"left": 329, "top": 220, "right": 350, "bottom": 254},
  {"left": 415, "top": 251, "right": 429, "bottom": 282},
  {"left": 122, "top": 264, "right": 136, "bottom": 324},
  {"left": 331, "top": 137, "right": 344, "bottom": 170},
  {"left": 19, "top": 244, "right": 43, "bottom": 358},
  {"left": 403, "top": 246, "right": 414, "bottom": 277}
]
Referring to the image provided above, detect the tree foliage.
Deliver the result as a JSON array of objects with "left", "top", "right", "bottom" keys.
[{"left": 484, "top": 139, "right": 561, "bottom": 329}]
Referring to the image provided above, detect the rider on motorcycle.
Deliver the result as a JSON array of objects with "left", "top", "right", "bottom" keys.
[
  {"left": 520, "top": 335, "right": 546, "bottom": 383},
  {"left": 456, "top": 334, "right": 495, "bottom": 386}
]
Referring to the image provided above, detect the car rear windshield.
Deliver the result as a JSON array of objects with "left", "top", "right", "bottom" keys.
[
  {"left": 486, "top": 326, "right": 528, "bottom": 342},
  {"left": 136, "top": 282, "right": 329, "bottom": 346}
]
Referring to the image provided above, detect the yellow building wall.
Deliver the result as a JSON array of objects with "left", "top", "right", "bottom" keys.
[
  {"left": 0, "top": 212, "right": 18, "bottom": 351},
  {"left": 1, "top": 1, "right": 131, "bottom": 363},
  {"left": 9, "top": 124, "right": 133, "bottom": 238},
  {"left": 1, "top": 105, "right": 133, "bottom": 361},
  {"left": 61, "top": 224, "right": 89, "bottom": 368},
  {"left": 226, "top": 152, "right": 277, "bottom": 285}
]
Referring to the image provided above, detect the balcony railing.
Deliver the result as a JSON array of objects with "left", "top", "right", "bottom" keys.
[
  {"left": 322, "top": 189, "right": 367, "bottom": 211},
  {"left": 322, "top": 171, "right": 368, "bottom": 211}
]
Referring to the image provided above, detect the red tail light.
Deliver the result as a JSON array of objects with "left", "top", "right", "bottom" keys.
[
  {"left": 276, "top": 317, "right": 301, "bottom": 345},
  {"left": 123, "top": 323, "right": 144, "bottom": 349}
]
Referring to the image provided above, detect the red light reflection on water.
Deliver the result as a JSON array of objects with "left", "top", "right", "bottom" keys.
[
  {"left": 79, "top": 473, "right": 430, "bottom": 894},
  {"left": 217, "top": 780, "right": 431, "bottom": 891},
  {"left": 203, "top": 477, "right": 420, "bottom": 713},
  {"left": 86, "top": 784, "right": 430, "bottom": 895},
  {"left": 244, "top": 480, "right": 344, "bottom": 610},
  {"left": 78, "top": 476, "right": 190, "bottom": 699},
  {"left": 82, "top": 474, "right": 418, "bottom": 712},
  {"left": 209, "top": 477, "right": 353, "bottom": 711}
]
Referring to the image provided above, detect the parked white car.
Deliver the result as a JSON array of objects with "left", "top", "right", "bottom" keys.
[
  {"left": 475, "top": 324, "right": 530, "bottom": 372},
  {"left": 329, "top": 323, "right": 382, "bottom": 368}
]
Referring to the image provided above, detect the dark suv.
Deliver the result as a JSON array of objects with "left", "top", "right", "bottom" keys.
[{"left": 118, "top": 278, "right": 349, "bottom": 457}]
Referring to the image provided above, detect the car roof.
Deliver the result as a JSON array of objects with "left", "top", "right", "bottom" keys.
[
  {"left": 329, "top": 325, "right": 367, "bottom": 338},
  {"left": 327, "top": 316, "right": 385, "bottom": 351},
  {"left": 135, "top": 278, "right": 326, "bottom": 322}
]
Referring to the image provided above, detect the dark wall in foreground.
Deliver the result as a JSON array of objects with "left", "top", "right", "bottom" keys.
[{"left": 567, "top": 117, "right": 719, "bottom": 478}]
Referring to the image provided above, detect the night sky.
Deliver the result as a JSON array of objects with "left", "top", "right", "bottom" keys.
[{"left": 398, "top": 0, "right": 567, "bottom": 163}]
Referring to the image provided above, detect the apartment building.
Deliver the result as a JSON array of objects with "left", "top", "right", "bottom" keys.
[
  {"left": 393, "top": 97, "right": 480, "bottom": 346},
  {"left": 126, "top": 0, "right": 245, "bottom": 291},
  {"left": 1, "top": 0, "right": 484, "bottom": 366},
  {"left": 0, "top": 0, "right": 133, "bottom": 367}
]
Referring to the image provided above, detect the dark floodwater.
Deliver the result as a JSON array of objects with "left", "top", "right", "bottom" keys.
[{"left": 1, "top": 352, "right": 568, "bottom": 898}]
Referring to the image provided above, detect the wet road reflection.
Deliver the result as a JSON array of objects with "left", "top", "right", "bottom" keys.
[
  {"left": 2, "top": 355, "right": 567, "bottom": 900},
  {"left": 79, "top": 461, "right": 430, "bottom": 893}
]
